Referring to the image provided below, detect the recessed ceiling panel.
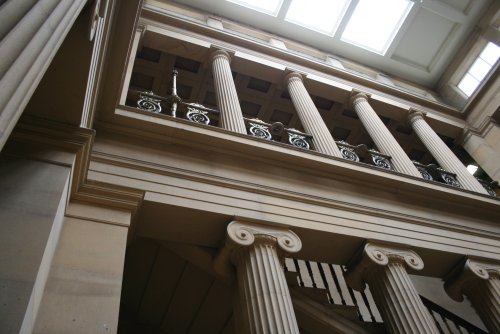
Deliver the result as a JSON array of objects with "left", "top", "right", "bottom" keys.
[
  {"left": 341, "top": 0, "right": 413, "bottom": 54},
  {"left": 285, "top": 0, "right": 351, "bottom": 36},
  {"left": 391, "top": 8, "right": 456, "bottom": 71},
  {"left": 436, "top": 0, "right": 472, "bottom": 13},
  {"left": 227, "top": 0, "right": 283, "bottom": 16}
]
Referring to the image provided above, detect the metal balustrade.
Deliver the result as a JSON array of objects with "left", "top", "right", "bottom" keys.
[
  {"left": 336, "top": 141, "right": 394, "bottom": 171},
  {"left": 128, "top": 70, "right": 496, "bottom": 196},
  {"left": 285, "top": 258, "right": 488, "bottom": 333}
]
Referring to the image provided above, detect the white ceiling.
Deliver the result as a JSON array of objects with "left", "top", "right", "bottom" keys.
[{"left": 169, "top": 0, "right": 492, "bottom": 88}]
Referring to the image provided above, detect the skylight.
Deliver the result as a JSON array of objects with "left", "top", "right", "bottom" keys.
[
  {"left": 227, "top": 0, "right": 283, "bottom": 16},
  {"left": 458, "top": 42, "right": 500, "bottom": 97},
  {"left": 341, "top": 0, "right": 413, "bottom": 55},
  {"left": 285, "top": 0, "right": 351, "bottom": 36},
  {"left": 466, "top": 164, "right": 479, "bottom": 175}
]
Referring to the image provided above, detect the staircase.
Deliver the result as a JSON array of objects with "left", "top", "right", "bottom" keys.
[{"left": 284, "top": 258, "right": 488, "bottom": 334}]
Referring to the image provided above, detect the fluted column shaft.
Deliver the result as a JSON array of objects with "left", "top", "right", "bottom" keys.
[
  {"left": 284, "top": 73, "right": 341, "bottom": 157},
  {"left": 445, "top": 258, "right": 500, "bottom": 333},
  {"left": 346, "top": 242, "right": 439, "bottom": 334},
  {"left": 235, "top": 237, "right": 299, "bottom": 334},
  {"left": 351, "top": 94, "right": 421, "bottom": 177},
  {"left": 210, "top": 50, "right": 247, "bottom": 134},
  {"left": 409, "top": 111, "right": 488, "bottom": 194},
  {"left": 0, "top": 0, "right": 87, "bottom": 150},
  {"left": 217, "top": 221, "right": 302, "bottom": 334}
]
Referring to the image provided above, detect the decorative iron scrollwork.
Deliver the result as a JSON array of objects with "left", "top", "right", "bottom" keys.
[
  {"left": 477, "top": 178, "right": 497, "bottom": 197},
  {"left": 484, "top": 186, "right": 497, "bottom": 197},
  {"left": 416, "top": 166, "right": 433, "bottom": 181},
  {"left": 186, "top": 103, "right": 210, "bottom": 125},
  {"left": 371, "top": 154, "right": 394, "bottom": 170},
  {"left": 288, "top": 132, "right": 310, "bottom": 149},
  {"left": 248, "top": 122, "right": 272, "bottom": 140},
  {"left": 137, "top": 91, "right": 162, "bottom": 113},
  {"left": 440, "top": 173, "right": 461, "bottom": 188},
  {"left": 339, "top": 146, "right": 359, "bottom": 162}
]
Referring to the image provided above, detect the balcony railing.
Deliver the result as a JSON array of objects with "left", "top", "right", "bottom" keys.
[
  {"left": 285, "top": 258, "right": 488, "bottom": 334},
  {"left": 336, "top": 141, "right": 394, "bottom": 171},
  {"left": 128, "top": 70, "right": 496, "bottom": 197},
  {"left": 413, "top": 161, "right": 461, "bottom": 188}
]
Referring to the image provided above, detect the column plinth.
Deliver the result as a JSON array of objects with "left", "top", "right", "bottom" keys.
[
  {"left": 445, "top": 258, "right": 500, "bottom": 333},
  {"left": 215, "top": 221, "right": 302, "bottom": 334},
  {"left": 346, "top": 242, "right": 439, "bottom": 334},
  {"left": 350, "top": 93, "right": 422, "bottom": 177},
  {"left": 408, "top": 110, "right": 488, "bottom": 194},
  {"left": 284, "top": 72, "right": 341, "bottom": 157},
  {"left": 210, "top": 49, "right": 247, "bottom": 134}
]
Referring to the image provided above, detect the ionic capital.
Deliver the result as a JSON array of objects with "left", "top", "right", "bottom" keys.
[
  {"left": 445, "top": 258, "right": 500, "bottom": 301},
  {"left": 349, "top": 91, "right": 370, "bottom": 107},
  {"left": 210, "top": 48, "right": 233, "bottom": 64},
  {"left": 408, "top": 108, "right": 427, "bottom": 125},
  {"left": 346, "top": 242, "right": 424, "bottom": 290},
  {"left": 213, "top": 221, "right": 302, "bottom": 281},
  {"left": 227, "top": 221, "right": 302, "bottom": 253}
]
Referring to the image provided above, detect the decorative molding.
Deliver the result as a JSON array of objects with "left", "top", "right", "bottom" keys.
[
  {"left": 283, "top": 71, "right": 304, "bottom": 85},
  {"left": 6, "top": 115, "right": 144, "bottom": 218},
  {"left": 408, "top": 108, "right": 427, "bottom": 124},
  {"left": 209, "top": 48, "right": 233, "bottom": 64},
  {"left": 349, "top": 91, "right": 371, "bottom": 108},
  {"left": 90, "top": 119, "right": 500, "bottom": 240}
]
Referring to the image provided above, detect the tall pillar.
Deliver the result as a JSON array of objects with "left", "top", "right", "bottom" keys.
[
  {"left": 345, "top": 242, "right": 439, "bottom": 334},
  {"left": 445, "top": 258, "right": 500, "bottom": 333},
  {"left": 215, "top": 221, "right": 302, "bottom": 334},
  {"left": 350, "top": 93, "right": 422, "bottom": 177},
  {"left": 210, "top": 49, "right": 247, "bottom": 134},
  {"left": 0, "top": 0, "right": 87, "bottom": 151},
  {"left": 284, "top": 72, "right": 342, "bottom": 157},
  {"left": 408, "top": 110, "right": 488, "bottom": 194}
]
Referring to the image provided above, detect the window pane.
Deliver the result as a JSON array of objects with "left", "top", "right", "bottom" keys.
[
  {"left": 458, "top": 73, "right": 480, "bottom": 97},
  {"left": 468, "top": 58, "right": 491, "bottom": 81},
  {"left": 341, "top": 0, "right": 413, "bottom": 54},
  {"left": 227, "top": 0, "right": 283, "bottom": 16},
  {"left": 479, "top": 42, "right": 500, "bottom": 66},
  {"left": 285, "top": 0, "right": 351, "bottom": 35}
]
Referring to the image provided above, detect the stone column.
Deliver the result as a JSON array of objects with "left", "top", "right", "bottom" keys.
[
  {"left": 345, "top": 242, "right": 439, "bottom": 334},
  {"left": 350, "top": 93, "right": 422, "bottom": 177},
  {"left": 408, "top": 110, "right": 488, "bottom": 194},
  {"left": 445, "top": 258, "right": 500, "bottom": 333},
  {"left": 215, "top": 221, "right": 302, "bottom": 334},
  {"left": 210, "top": 49, "right": 247, "bottom": 134},
  {"left": 284, "top": 72, "right": 342, "bottom": 157},
  {"left": 0, "top": 0, "right": 87, "bottom": 151}
]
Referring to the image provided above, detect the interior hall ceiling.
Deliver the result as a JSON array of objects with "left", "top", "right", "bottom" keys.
[{"left": 167, "top": 0, "right": 493, "bottom": 88}]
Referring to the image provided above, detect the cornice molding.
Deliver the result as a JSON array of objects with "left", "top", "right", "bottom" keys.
[{"left": 6, "top": 115, "right": 144, "bottom": 216}]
